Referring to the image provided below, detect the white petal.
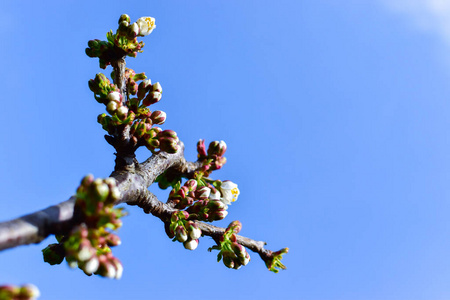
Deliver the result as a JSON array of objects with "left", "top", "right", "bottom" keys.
[{"left": 84, "top": 257, "right": 99, "bottom": 274}]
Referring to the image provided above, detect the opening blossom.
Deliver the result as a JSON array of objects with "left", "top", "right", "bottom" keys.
[
  {"left": 219, "top": 181, "right": 240, "bottom": 205},
  {"left": 136, "top": 17, "right": 156, "bottom": 36}
]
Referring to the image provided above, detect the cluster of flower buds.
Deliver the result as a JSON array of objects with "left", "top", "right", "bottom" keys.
[
  {"left": 209, "top": 221, "right": 250, "bottom": 269},
  {"left": 0, "top": 284, "right": 40, "bottom": 300},
  {"left": 166, "top": 211, "right": 202, "bottom": 250},
  {"left": 130, "top": 127, "right": 179, "bottom": 154},
  {"left": 86, "top": 14, "right": 155, "bottom": 68},
  {"left": 90, "top": 73, "right": 134, "bottom": 130},
  {"left": 197, "top": 140, "right": 227, "bottom": 177},
  {"left": 90, "top": 68, "right": 179, "bottom": 153},
  {"left": 185, "top": 193, "right": 229, "bottom": 222},
  {"left": 116, "top": 68, "right": 147, "bottom": 96},
  {"left": 42, "top": 175, "right": 125, "bottom": 279},
  {"left": 89, "top": 73, "right": 119, "bottom": 104},
  {"left": 168, "top": 179, "right": 206, "bottom": 209},
  {"left": 265, "top": 247, "right": 289, "bottom": 273}
]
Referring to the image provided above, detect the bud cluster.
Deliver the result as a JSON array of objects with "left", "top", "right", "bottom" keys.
[
  {"left": 208, "top": 221, "right": 250, "bottom": 269},
  {"left": 265, "top": 247, "right": 289, "bottom": 273},
  {"left": 90, "top": 69, "right": 179, "bottom": 154},
  {"left": 42, "top": 175, "right": 125, "bottom": 279},
  {"left": 0, "top": 284, "right": 40, "bottom": 300},
  {"left": 86, "top": 14, "right": 155, "bottom": 68},
  {"left": 185, "top": 191, "right": 229, "bottom": 222},
  {"left": 197, "top": 140, "right": 227, "bottom": 177},
  {"left": 167, "top": 211, "right": 202, "bottom": 250}
]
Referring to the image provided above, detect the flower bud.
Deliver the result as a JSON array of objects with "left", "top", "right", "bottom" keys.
[
  {"left": 228, "top": 220, "right": 242, "bottom": 234},
  {"left": 176, "top": 226, "right": 188, "bottom": 242},
  {"left": 77, "top": 243, "right": 93, "bottom": 261},
  {"left": 137, "top": 79, "right": 152, "bottom": 99},
  {"left": 197, "top": 139, "right": 207, "bottom": 159},
  {"left": 150, "top": 110, "right": 166, "bottom": 125},
  {"left": 159, "top": 137, "right": 179, "bottom": 153},
  {"left": 84, "top": 256, "right": 100, "bottom": 274},
  {"left": 143, "top": 91, "right": 161, "bottom": 106},
  {"left": 152, "top": 82, "right": 162, "bottom": 93},
  {"left": 94, "top": 182, "right": 109, "bottom": 201},
  {"left": 146, "top": 138, "right": 160, "bottom": 149},
  {"left": 196, "top": 186, "right": 211, "bottom": 200},
  {"left": 113, "top": 260, "right": 123, "bottom": 279},
  {"left": 119, "top": 14, "right": 130, "bottom": 24},
  {"left": 208, "top": 141, "right": 220, "bottom": 156},
  {"left": 20, "top": 284, "right": 40, "bottom": 299},
  {"left": 223, "top": 255, "right": 235, "bottom": 269},
  {"left": 209, "top": 190, "right": 221, "bottom": 201},
  {"left": 187, "top": 223, "right": 202, "bottom": 240},
  {"left": 107, "top": 91, "right": 121, "bottom": 103},
  {"left": 118, "top": 20, "right": 129, "bottom": 31},
  {"left": 81, "top": 174, "right": 94, "bottom": 187},
  {"left": 209, "top": 199, "right": 226, "bottom": 210},
  {"left": 106, "top": 101, "right": 118, "bottom": 114},
  {"left": 110, "top": 187, "right": 121, "bottom": 201},
  {"left": 218, "top": 140, "right": 227, "bottom": 156},
  {"left": 104, "top": 262, "right": 117, "bottom": 278},
  {"left": 213, "top": 209, "right": 228, "bottom": 220},
  {"left": 183, "top": 239, "right": 199, "bottom": 250},
  {"left": 178, "top": 186, "right": 189, "bottom": 198},
  {"left": 185, "top": 179, "right": 198, "bottom": 191},
  {"left": 129, "top": 22, "right": 139, "bottom": 37},
  {"left": 116, "top": 106, "right": 129, "bottom": 118}
]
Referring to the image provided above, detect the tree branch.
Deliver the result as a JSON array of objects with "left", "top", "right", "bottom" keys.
[{"left": 0, "top": 144, "right": 278, "bottom": 270}]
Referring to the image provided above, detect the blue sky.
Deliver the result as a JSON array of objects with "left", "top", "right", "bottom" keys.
[{"left": 1, "top": 1, "right": 450, "bottom": 299}]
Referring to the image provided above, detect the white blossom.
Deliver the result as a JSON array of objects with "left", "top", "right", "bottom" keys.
[
  {"left": 219, "top": 181, "right": 240, "bottom": 205},
  {"left": 136, "top": 17, "right": 156, "bottom": 36}
]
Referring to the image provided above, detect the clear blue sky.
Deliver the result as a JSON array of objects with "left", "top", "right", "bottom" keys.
[{"left": 1, "top": 1, "right": 450, "bottom": 299}]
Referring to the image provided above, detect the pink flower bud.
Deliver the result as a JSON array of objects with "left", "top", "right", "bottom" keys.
[
  {"left": 137, "top": 79, "right": 152, "bottom": 100},
  {"left": 150, "top": 110, "right": 166, "bottom": 125},
  {"left": 218, "top": 140, "right": 227, "bottom": 156},
  {"left": 197, "top": 139, "right": 207, "bottom": 159},
  {"left": 143, "top": 91, "right": 162, "bottom": 106},
  {"left": 176, "top": 226, "right": 188, "bottom": 242},
  {"left": 228, "top": 220, "right": 242, "bottom": 234},
  {"left": 185, "top": 179, "right": 198, "bottom": 191},
  {"left": 178, "top": 186, "right": 189, "bottom": 198},
  {"left": 159, "top": 137, "right": 179, "bottom": 153},
  {"left": 196, "top": 186, "right": 211, "bottom": 200}
]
